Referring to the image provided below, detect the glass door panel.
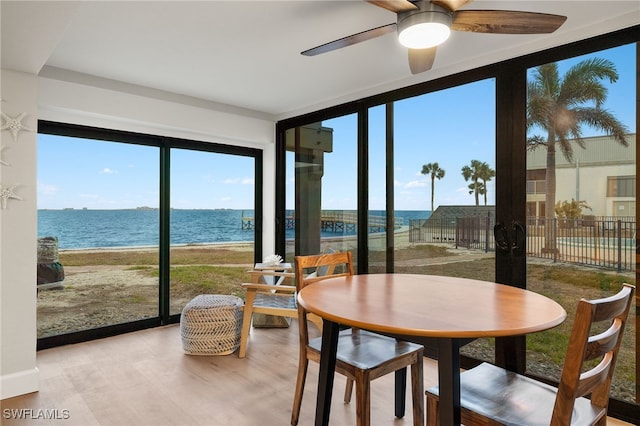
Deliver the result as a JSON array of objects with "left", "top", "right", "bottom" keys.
[
  {"left": 169, "top": 149, "right": 255, "bottom": 316},
  {"left": 286, "top": 116, "right": 358, "bottom": 267},
  {"left": 392, "top": 79, "right": 496, "bottom": 274},
  {"left": 37, "top": 134, "right": 159, "bottom": 338},
  {"left": 525, "top": 43, "right": 637, "bottom": 403}
]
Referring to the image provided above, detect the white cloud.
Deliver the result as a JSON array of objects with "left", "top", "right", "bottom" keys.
[
  {"left": 37, "top": 181, "right": 58, "bottom": 196},
  {"left": 223, "top": 177, "right": 254, "bottom": 185},
  {"left": 100, "top": 167, "right": 117, "bottom": 174},
  {"left": 406, "top": 180, "right": 427, "bottom": 188}
]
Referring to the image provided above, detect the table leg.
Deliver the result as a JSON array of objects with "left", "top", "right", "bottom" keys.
[
  {"left": 315, "top": 320, "right": 340, "bottom": 426},
  {"left": 394, "top": 368, "right": 407, "bottom": 417},
  {"left": 437, "top": 338, "right": 461, "bottom": 426}
]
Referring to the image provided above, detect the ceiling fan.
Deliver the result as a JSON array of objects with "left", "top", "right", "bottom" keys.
[{"left": 301, "top": 0, "right": 567, "bottom": 74}]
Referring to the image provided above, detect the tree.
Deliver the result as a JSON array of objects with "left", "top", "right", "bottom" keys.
[
  {"left": 555, "top": 199, "right": 592, "bottom": 219},
  {"left": 421, "top": 162, "right": 445, "bottom": 212},
  {"left": 461, "top": 160, "right": 492, "bottom": 206},
  {"left": 527, "top": 58, "right": 628, "bottom": 251},
  {"left": 477, "top": 162, "right": 495, "bottom": 206}
]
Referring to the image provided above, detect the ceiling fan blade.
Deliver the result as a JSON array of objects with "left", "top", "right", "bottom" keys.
[
  {"left": 408, "top": 47, "right": 437, "bottom": 74},
  {"left": 451, "top": 10, "right": 567, "bottom": 34},
  {"left": 432, "top": 0, "right": 474, "bottom": 12},
  {"left": 301, "top": 23, "right": 396, "bottom": 56},
  {"left": 366, "top": 0, "right": 418, "bottom": 13}
]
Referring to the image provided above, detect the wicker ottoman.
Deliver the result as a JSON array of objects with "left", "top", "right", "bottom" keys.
[{"left": 180, "top": 295, "right": 244, "bottom": 355}]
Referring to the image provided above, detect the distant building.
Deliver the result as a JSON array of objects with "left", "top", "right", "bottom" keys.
[{"left": 526, "top": 134, "right": 636, "bottom": 218}]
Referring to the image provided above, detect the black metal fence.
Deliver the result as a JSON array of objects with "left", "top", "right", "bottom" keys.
[
  {"left": 409, "top": 215, "right": 636, "bottom": 272},
  {"left": 409, "top": 214, "right": 496, "bottom": 252},
  {"left": 526, "top": 217, "right": 636, "bottom": 272}
]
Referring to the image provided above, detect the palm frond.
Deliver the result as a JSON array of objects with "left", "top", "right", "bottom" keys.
[
  {"left": 573, "top": 107, "right": 630, "bottom": 146},
  {"left": 560, "top": 58, "right": 618, "bottom": 107}
]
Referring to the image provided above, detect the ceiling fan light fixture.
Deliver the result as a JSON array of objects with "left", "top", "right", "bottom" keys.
[
  {"left": 397, "top": 3, "right": 452, "bottom": 49},
  {"left": 399, "top": 22, "right": 450, "bottom": 49}
]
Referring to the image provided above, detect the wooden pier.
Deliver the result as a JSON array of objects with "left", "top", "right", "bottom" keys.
[
  {"left": 243, "top": 211, "right": 403, "bottom": 233},
  {"left": 241, "top": 215, "right": 254, "bottom": 230}
]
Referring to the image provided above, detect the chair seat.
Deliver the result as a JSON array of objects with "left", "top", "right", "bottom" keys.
[
  {"left": 254, "top": 292, "right": 297, "bottom": 310},
  {"left": 426, "top": 362, "right": 605, "bottom": 426},
  {"left": 309, "top": 329, "right": 424, "bottom": 371}
]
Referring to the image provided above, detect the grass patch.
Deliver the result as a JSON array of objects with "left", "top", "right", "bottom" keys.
[
  {"left": 142, "top": 265, "right": 247, "bottom": 300},
  {"left": 367, "top": 244, "right": 453, "bottom": 262},
  {"left": 60, "top": 247, "right": 254, "bottom": 266}
]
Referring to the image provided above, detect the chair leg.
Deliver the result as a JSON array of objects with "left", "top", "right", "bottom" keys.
[
  {"left": 238, "top": 292, "right": 255, "bottom": 358},
  {"left": 344, "top": 378, "right": 354, "bottom": 403},
  {"left": 395, "top": 367, "right": 407, "bottom": 418},
  {"left": 411, "top": 357, "right": 425, "bottom": 426},
  {"left": 291, "top": 356, "right": 309, "bottom": 426},
  {"left": 354, "top": 371, "right": 371, "bottom": 426},
  {"left": 426, "top": 393, "right": 438, "bottom": 426}
]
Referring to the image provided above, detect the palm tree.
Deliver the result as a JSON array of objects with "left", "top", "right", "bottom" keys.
[
  {"left": 527, "top": 58, "right": 628, "bottom": 251},
  {"left": 461, "top": 160, "right": 487, "bottom": 206},
  {"left": 477, "top": 162, "right": 495, "bottom": 206},
  {"left": 421, "top": 162, "right": 445, "bottom": 213}
]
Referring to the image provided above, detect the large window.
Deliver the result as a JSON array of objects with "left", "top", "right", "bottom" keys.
[
  {"left": 169, "top": 148, "right": 255, "bottom": 316},
  {"left": 37, "top": 133, "right": 160, "bottom": 339},
  {"left": 285, "top": 118, "right": 358, "bottom": 267},
  {"left": 392, "top": 80, "right": 496, "bottom": 278},
  {"left": 37, "top": 124, "right": 260, "bottom": 346},
  {"left": 525, "top": 43, "right": 636, "bottom": 404}
]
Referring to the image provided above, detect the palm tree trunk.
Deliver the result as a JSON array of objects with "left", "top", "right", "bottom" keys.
[
  {"left": 474, "top": 180, "right": 479, "bottom": 206},
  {"left": 543, "top": 137, "right": 558, "bottom": 253},
  {"left": 431, "top": 177, "right": 435, "bottom": 212}
]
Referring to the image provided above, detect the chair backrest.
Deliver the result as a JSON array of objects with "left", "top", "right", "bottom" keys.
[
  {"left": 552, "top": 283, "right": 635, "bottom": 425},
  {"left": 295, "top": 251, "right": 354, "bottom": 292},
  {"left": 294, "top": 251, "right": 355, "bottom": 344}
]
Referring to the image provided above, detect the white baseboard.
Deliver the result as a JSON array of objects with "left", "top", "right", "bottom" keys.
[{"left": 0, "top": 367, "right": 39, "bottom": 400}]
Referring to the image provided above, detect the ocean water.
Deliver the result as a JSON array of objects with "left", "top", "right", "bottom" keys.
[{"left": 38, "top": 209, "right": 430, "bottom": 250}]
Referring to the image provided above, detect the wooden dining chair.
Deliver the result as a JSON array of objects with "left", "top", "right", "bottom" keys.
[
  {"left": 239, "top": 269, "right": 308, "bottom": 358},
  {"left": 291, "top": 251, "right": 425, "bottom": 426},
  {"left": 425, "top": 283, "right": 635, "bottom": 426}
]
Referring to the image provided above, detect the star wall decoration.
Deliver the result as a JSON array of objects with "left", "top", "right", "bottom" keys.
[
  {"left": 0, "top": 183, "right": 22, "bottom": 209},
  {"left": 1, "top": 112, "right": 34, "bottom": 142}
]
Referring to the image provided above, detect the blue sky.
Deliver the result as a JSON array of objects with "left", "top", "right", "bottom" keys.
[
  {"left": 37, "top": 138, "right": 255, "bottom": 210},
  {"left": 38, "top": 44, "right": 635, "bottom": 211},
  {"left": 308, "top": 43, "right": 635, "bottom": 211}
]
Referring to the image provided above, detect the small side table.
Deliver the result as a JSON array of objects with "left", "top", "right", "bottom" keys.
[{"left": 247, "top": 262, "right": 294, "bottom": 328}]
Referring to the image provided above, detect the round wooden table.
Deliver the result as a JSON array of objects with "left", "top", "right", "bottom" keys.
[{"left": 297, "top": 274, "right": 567, "bottom": 426}]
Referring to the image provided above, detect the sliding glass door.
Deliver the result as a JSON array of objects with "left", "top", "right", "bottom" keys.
[
  {"left": 169, "top": 148, "right": 255, "bottom": 316},
  {"left": 37, "top": 125, "right": 261, "bottom": 346},
  {"left": 525, "top": 42, "right": 637, "bottom": 404}
]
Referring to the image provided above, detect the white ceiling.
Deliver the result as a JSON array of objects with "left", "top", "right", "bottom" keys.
[{"left": 2, "top": 1, "right": 639, "bottom": 120}]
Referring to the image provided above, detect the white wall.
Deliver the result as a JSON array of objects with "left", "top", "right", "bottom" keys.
[
  {"left": 0, "top": 69, "right": 39, "bottom": 399},
  {"left": 1, "top": 70, "right": 277, "bottom": 399},
  {"left": 555, "top": 163, "right": 636, "bottom": 217}
]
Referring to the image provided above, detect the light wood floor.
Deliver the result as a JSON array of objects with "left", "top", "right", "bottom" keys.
[{"left": 1, "top": 323, "right": 632, "bottom": 426}]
